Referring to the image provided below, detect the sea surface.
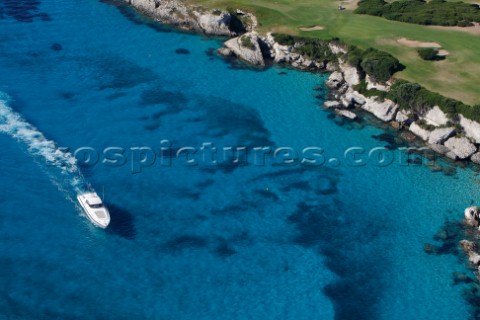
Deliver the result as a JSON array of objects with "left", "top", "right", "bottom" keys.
[{"left": 0, "top": 1, "right": 478, "bottom": 319}]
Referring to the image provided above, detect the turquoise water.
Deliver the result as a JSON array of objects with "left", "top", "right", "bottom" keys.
[{"left": 0, "top": 1, "right": 478, "bottom": 319}]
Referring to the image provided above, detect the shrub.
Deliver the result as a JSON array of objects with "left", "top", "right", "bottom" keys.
[
  {"left": 295, "top": 39, "right": 336, "bottom": 62},
  {"left": 388, "top": 79, "right": 480, "bottom": 122},
  {"left": 353, "top": 80, "right": 388, "bottom": 99},
  {"left": 241, "top": 36, "right": 255, "bottom": 50},
  {"left": 417, "top": 47, "right": 441, "bottom": 60},
  {"left": 355, "top": 0, "right": 480, "bottom": 27},
  {"left": 272, "top": 33, "right": 296, "bottom": 46},
  {"left": 359, "top": 48, "right": 404, "bottom": 83}
]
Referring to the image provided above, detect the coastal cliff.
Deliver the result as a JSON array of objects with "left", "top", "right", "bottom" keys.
[{"left": 121, "top": 0, "right": 256, "bottom": 36}]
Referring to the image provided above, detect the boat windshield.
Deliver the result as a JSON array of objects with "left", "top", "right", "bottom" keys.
[{"left": 89, "top": 203, "right": 103, "bottom": 209}]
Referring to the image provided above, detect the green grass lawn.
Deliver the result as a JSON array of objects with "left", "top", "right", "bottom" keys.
[{"left": 187, "top": 0, "right": 480, "bottom": 105}]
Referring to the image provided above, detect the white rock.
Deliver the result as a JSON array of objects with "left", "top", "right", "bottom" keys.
[
  {"left": 326, "top": 71, "right": 344, "bottom": 89},
  {"left": 351, "top": 91, "right": 366, "bottom": 105},
  {"left": 302, "top": 59, "right": 314, "bottom": 68},
  {"left": 335, "top": 109, "right": 357, "bottom": 120},
  {"left": 339, "top": 61, "right": 360, "bottom": 86},
  {"left": 444, "top": 137, "right": 477, "bottom": 159},
  {"left": 469, "top": 252, "right": 480, "bottom": 265},
  {"left": 428, "top": 127, "right": 455, "bottom": 144},
  {"left": 328, "top": 42, "right": 347, "bottom": 55},
  {"left": 465, "top": 206, "right": 480, "bottom": 221},
  {"left": 445, "top": 151, "right": 458, "bottom": 160},
  {"left": 324, "top": 100, "right": 341, "bottom": 108},
  {"left": 395, "top": 110, "right": 411, "bottom": 124},
  {"left": 362, "top": 98, "right": 398, "bottom": 122},
  {"left": 460, "top": 115, "right": 480, "bottom": 144},
  {"left": 422, "top": 106, "right": 449, "bottom": 127},
  {"left": 223, "top": 32, "right": 265, "bottom": 66},
  {"left": 217, "top": 47, "right": 233, "bottom": 56},
  {"left": 471, "top": 152, "right": 480, "bottom": 164},
  {"left": 197, "top": 12, "right": 232, "bottom": 35},
  {"left": 409, "top": 122, "right": 431, "bottom": 141}
]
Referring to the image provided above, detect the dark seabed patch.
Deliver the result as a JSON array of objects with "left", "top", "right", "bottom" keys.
[
  {"left": 58, "top": 92, "right": 76, "bottom": 101},
  {"left": 196, "top": 178, "right": 215, "bottom": 189},
  {"left": 288, "top": 199, "right": 388, "bottom": 320},
  {"left": 163, "top": 235, "right": 209, "bottom": 253},
  {"left": 257, "top": 189, "right": 280, "bottom": 201},
  {"left": 140, "top": 86, "right": 187, "bottom": 109},
  {"left": 425, "top": 218, "right": 480, "bottom": 318},
  {"left": 197, "top": 95, "right": 274, "bottom": 148},
  {"left": 205, "top": 48, "right": 216, "bottom": 58},
  {"left": 0, "top": 0, "right": 51, "bottom": 23},
  {"left": 50, "top": 43, "right": 62, "bottom": 51},
  {"left": 211, "top": 204, "right": 248, "bottom": 216},
  {"left": 106, "top": 204, "right": 136, "bottom": 240},
  {"left": 105, "top": 92, "right": 128, "bottom": 100},
  {"left": 215, "top": 241, "right": 237, "bottom": 257},
  {"left": 175, "top": 48, "right": 190, "bottom": 55},
  {"left": 96, "top": 56, "right": 158, "bottom": 90}
]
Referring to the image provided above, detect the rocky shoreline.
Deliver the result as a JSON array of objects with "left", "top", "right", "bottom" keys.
[{"left": 122, "top": 0, "right": 480, "bottom": 166}]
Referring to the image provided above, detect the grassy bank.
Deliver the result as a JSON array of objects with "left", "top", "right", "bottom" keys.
[{"left": 186, "top": 0, "right": 480, "bottom": 105}]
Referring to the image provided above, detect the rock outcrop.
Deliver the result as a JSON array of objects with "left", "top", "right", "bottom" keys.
[
  {"left": 460, "top": 240, "right": 480, "bottom": 267},
  {"left": 471, "top": 152, "right": 480, "bottom": 164},
  {"left": 221, "top": 32, "right": 265, "bottom": 66},
  {"left": 361, "top": 98, "right": 398, "bottom": 122},
  {"left": 465, "top": 206, "right": 480, "bottom": 226},
  {"left": 338, "top": 61, "right": 360, "bottom": 86},
  {"left": 428, "top": 127, "right": 455, "bottom": 145},
  {"left": 444, "top": 137, "right": 477, "bottom": 159},
  {"left": 196, "top": 12, "right": 234, "bottom": 35},
  {"left": 460, "top": 115, "right": 480, "bottom": 144},
  {"left": 123, "top": 0, "right": 253, "bottom": 36},
  {"left": 409, "top": 122, "right": 431, "bottom": 141},
  {"left": 422, "top": 106, "right": 449, "bottom": 127},
  {"left": 395, "top": 110, "right": 412, "bottom": 125},
  {"left": 335, "top": 109, "right": 357, "bottom": 120},
  {"left": 324, "top": 100, "right": 341, "bottom": 108},
  {"left": 326, "top": 71, "right": 344, "bottom": 89}
]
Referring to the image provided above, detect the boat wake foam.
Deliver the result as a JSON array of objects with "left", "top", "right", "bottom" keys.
[{"left": 0, "top": 92, "right": 88, "bottom": 194}]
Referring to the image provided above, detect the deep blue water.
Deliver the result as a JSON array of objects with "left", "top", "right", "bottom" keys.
[{"left": 0, "top": 1, "right": 478, "bottom": 319}]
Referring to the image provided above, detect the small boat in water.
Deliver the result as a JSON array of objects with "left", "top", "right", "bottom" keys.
[{"left": 77, "top": 192, "right": 110, "bottom": 228}]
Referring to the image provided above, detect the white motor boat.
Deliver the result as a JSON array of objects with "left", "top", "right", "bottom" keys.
[{"left": 77, "top": 192, "right": 110, "bottom": 228}]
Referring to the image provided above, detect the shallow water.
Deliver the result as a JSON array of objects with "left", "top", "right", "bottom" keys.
[{"left": 0, "top": 1, "right": 477, "bottom": 319}]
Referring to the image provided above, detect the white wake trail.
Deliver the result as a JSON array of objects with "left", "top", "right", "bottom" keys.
[{"left": 0, "top": 93, "right": 88, "bottom": 194}]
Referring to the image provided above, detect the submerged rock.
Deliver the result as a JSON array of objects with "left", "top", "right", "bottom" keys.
[
  {"left": 429, "top": 143, "right": 451, "bottom": 155},
  {"left": 453, "top": 272, "right": 473, "bottom": 285}
]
